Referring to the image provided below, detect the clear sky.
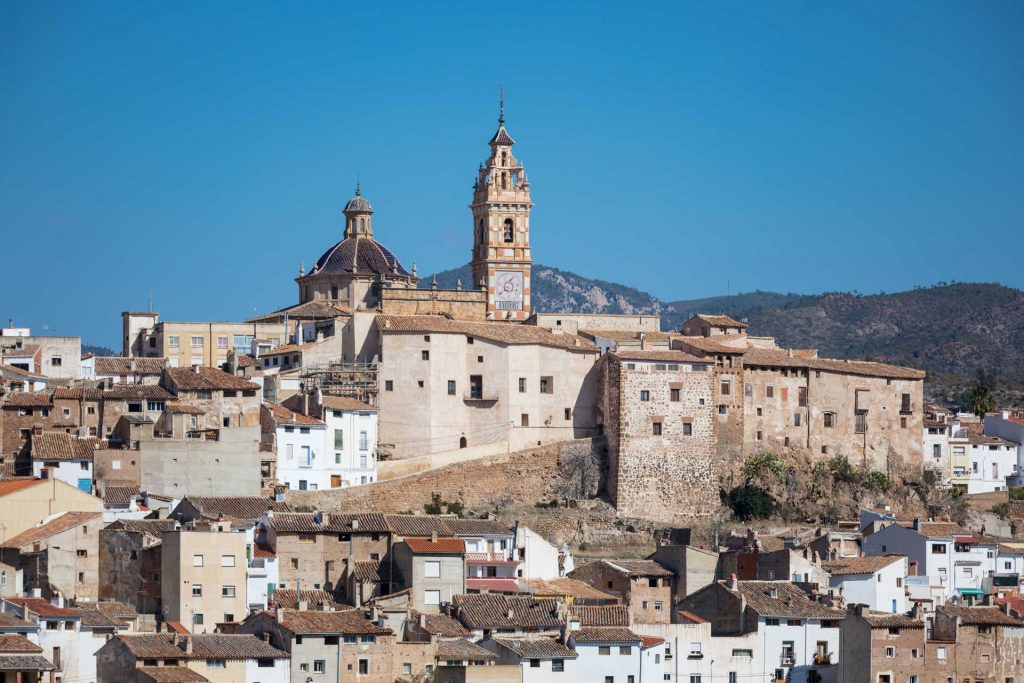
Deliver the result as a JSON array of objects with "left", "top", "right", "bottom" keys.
[{"left": 2, "top": 1, "right": 1022, "bottom": 348}]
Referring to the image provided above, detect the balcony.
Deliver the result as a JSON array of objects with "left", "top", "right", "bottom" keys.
[
  {"left": 813, "top": 653, "right": 832, "bottom": 665},
  {"left": 780, "top": 653, "right": 795, "bottom": 666},
  {"left": 465, "top": 552, "right": 516, "bottom": 563},
  {"left": 463, "top": 391, "right": 499, "bottom": 403}
]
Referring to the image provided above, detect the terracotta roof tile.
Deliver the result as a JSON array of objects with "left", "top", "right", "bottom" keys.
[
  {"left": 938, "top": 604, "right": 1023, "bottom": 626},
  {"left": 30, "top": 433, "right": 102, "bottom": 461},
  {"left": 409, "top": 611, "right": 470, "bottom": 637},
  {"left": 743, "top": 348, "right": 925, "bottom": 381},
  {"left": 0, "top": 635, "right": 42, "bottom": 653},
  {"left": 270, "top": 512, "right": 389, "bottom": 534},
  {"left": 453, "top": 594, "right": 562, "bottom": 630},
  {"left": 404, "top": 537, "right": 465, "bottom": 554},
  {"left": 354, "top": 561, "right": 390, "bottom": 583},
  {"left": 274, "top": 608, "right": 392, "bottom": 635},
  {"left": 53, "top": 387, "right": 103, "bottom": 400},
  {"left": 609, "top": 350, "right": 710, "bottom": 364},
  {"left": 821, "top": 555, "right": 905, "bottom": 576},
  {"left": 466, "top": 578, "right": 521, "bottom": 593},
  {"left": 0, "top": 480, "right": 44, "bottom": 498},
  {"left": 641, "top": 635, "right": 665, "bottom": 648},
  {"left": 2, "top": 392, "right": 53, "bottom": 407},
  {"left": 861, "top": 611, "right": 924, "bottom": 628},
  {"left": 105, "top": 519, "right": 179, "bottom": 535},
  {"left": 385, "top": 515, "right": 452, "bottom": 537},
  {"left": 570, "top": 605, "right": 629, "bottom": 627},
  {"left": 1, "top": 511, "right": 101, "bottom": 549},
  {"left": 491, "top": 637, "right": 576, "bottom": 659},
  {"left": 3, "top": 597, "right": 82, "bottom": 618},
  {"left": 270, "top": 590, "right": 346, "bottom": 610},
  {"left": 521, "top": 578, "right": 616, "bottom": 602},
  {"left": 101, "top": 485, "right": 138, "bottom": 506},
  {"left": 263, "top": 403, "right": 324, "bottom": 427},
  {"left": 570, "top": 627, "right": 642, "bottom": 643},
  {"left": 115, "top": 633, "right": 289, "bottom": 659},
  {"left": 436, "top": 638, "right": 496, "bottom": 660},
  {"left": 691, "top": 314, "right": 748, "bottom": 328},
  {"left": 377, "top": 315, "right": 598, "bottom": 353},
  {"left": 673, "top": 335, "right": 750, "bottom": 355},
  {"left": 247, "top": 301, "right": 351, "bottom": 323},
  {"left": 0, "top": 613, "right": 35, "bottom": 629},
  {"left": 725, "top": 581, "right": 843, "bottom": 619},
  {"left": 320, "top": 395, "right": 378, "bottom": 412},
  {"left": 0, "top": 655, "right": 56, "bottom": 671},
  {"left": 94, "top": 357, "right": 167, "bottom": 376},
  {"left": 102, "top": 385, "right": 175, "bottom": 400},
  {"left": 137, "top": 667, "right": 210, "bottom": 683},
  {"left": 180, "top": 496, "right": 290, "bottom": 521},
  {"left": 594, "top": 559, "right": 674, "bottom": 578},
  {"left": 165, "top": 366, "right": 260, "bottom": 392}
]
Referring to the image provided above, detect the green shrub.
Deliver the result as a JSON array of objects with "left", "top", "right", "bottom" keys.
[
  {"left": 741, "top": 452, "right": 789, "bottom": 483},
  {"left": 864, "top": 471, "right": 892, "bottom": 493},
  {"left": 728, "top": 485, "right": 776, "bottom": 520},
  {"left": 1009, "top": 488, "right": 1024, "bottom": 501}
]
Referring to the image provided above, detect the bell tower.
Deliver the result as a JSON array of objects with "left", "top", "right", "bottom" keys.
[{"left": 470, "top": 98, "right": 533, "bottom": 321}]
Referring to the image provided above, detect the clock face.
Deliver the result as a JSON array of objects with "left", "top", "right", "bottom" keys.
[{"left": 494, "top": 270, "right": 524, "bottom": 310}]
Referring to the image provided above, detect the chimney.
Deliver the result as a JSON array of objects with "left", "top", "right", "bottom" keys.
[
  {"left": 507, "top": 608, "right": 514, "bottom": 620},
  {"left": 172, "top": 632, "right": 180, "bottom": 647},
  {"left": 21, "top": 602, "right": 29, "bottom": 621},
  {"left": 419, "top": 613, "right": 426, "bottom": 628},
  {"left": 184, "top": 635, "right": 193, "bottom": 654},
  {"left": 275, "top": 605, "right": 283, "bottom": 622},
  {"left": 51, "top": 592, "right": 64, "bottom": 609},
  {"left": 1000, "top": 601, "right": 1011, "bottom": 615},
  {"left": 30, "top": 588, "right": 42, "bottom": 599},
  {"left": 984, "top": 594, "right": 994, "bottom": 607},
  {"left": 193, "top": 364, "right": 201, "bottom": 374},
  {"left": 769, "top": 587, "right": 779, "bottom": 599},
  {"left": 351, "top": 518, "right": 359, "bottom": 531},
  {"left": 298, "top": 600, "right": 309, "bottom": 612},
  {"left": 639, "top": 332, "right": 646, "bottom": 350},
  {"left": 431, "top": 531, "right": 438, "bottom": 543},
  {"left": 728, "top": 573, "right": 738, "bottom": 590}
]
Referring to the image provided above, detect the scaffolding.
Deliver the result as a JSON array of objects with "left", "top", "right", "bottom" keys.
[{"left": 299, "top": 360, "right": 379, "bottom": 407}]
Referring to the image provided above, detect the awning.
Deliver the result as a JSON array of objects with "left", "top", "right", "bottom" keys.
[{"left": 957, "top": 588, "right": 984, "bottom": 595}]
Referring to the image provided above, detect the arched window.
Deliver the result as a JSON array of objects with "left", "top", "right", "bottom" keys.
[
  {"left": 501, "top": 152, "right": 507, "bottom": 167},
  {"left": 502, "top": 172, "right": 509, "bottom": 190},
  {"left": 503, "top": 219, "right": 514, "bottom": 243},
  {"left": 359, "top": 218, "right": 365, "bottom": 232},
  {"left": 459, "top": 436, "right": 467, "bottom": 449},
  {"left": 479, "top": 219, "right": 486, "bottom": 244}
]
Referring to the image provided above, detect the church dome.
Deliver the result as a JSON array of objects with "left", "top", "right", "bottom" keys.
[
  {"left": 312, "top": 236, "right": 411, "bottom": 278},
  {"left": 343, "top": 185, "right": 373, "bottom": 214}
]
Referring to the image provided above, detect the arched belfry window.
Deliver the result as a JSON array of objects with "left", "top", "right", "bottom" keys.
[
  {"left": 501, "top": 151, "right": 507, "bottom": 167},
  {"left": 359, "top": 218, "right": 365, "bottom": 232},
  {"left": 503, "top": 218, "right": 514, "bottom": 243},
  {"left": 479, "top": 219, "right": 486, "bottom": 244}
]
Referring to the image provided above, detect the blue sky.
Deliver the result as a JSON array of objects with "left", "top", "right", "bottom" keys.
[{"left": 2, "top": 1, "right": 1022, "bottom": 347}]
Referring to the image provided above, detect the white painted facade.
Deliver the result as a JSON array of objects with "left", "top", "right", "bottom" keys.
[
  {"left": 33, "top": 458, "right": 93, "bottom": 494},
  {"left": 243, "top": 656, "right": 290, "bottom": 683},
  {"left": 966, "top": 437, "right": 1018, "bottom": 494},
  {"left": 632, "top": 620, "right": 719, "bottom": 683},
  {"left": 756, "top": 617, "right": 839, "bottom": 683},
  {"left": 516, "top": 525, "right": 570, "bottom": 579},
  {"left": 827, "top": 557, "right": 908, "bottom": 613},
  {"left": 274, "top": 421, "right": 328, "bottom": 491},
  {"left": 323, "top": 405, "right": 378, "bottom": 487},
  {"left": 569, "top": 633, "right": 643, "bottom": 683}
]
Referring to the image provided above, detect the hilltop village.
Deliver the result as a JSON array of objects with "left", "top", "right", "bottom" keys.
[{"left": 1, "top": 110, "right": 1023, "bottom": 683}]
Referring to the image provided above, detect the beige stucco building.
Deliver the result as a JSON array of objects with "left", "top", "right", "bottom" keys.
[
  {"left": 121, "top": 311, "right": 286, "bottom": 367},
  {"left": 160, "top": 520, "right": 249, "bottom": 632},
  {"left": 374, "top": 315, "right": 600, "bottom": 459},
  {"left": 0, "top": 478, "right": 102, "bottom": 543}
]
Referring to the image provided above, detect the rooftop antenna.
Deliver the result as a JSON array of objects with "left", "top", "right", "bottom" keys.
[{"left": 499, "top": 84, "right": 505, "bottom": 124}]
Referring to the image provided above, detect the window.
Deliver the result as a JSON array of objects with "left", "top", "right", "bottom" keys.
[
  {"left": 521, "top": 413, "right": 529, "bottom": 427},
  {"left": 334, "top": 429, "right": 344, "bottom": 449},
  {"left": 729, "top": 674, "right": 738, "bottom": 683},
  {"left": 193, "top": 554, "right": 204, "bottom": 567},
  {"left": 931, "top": 543, "right": 947, "bottom": 555},
  {"left": 192, "top": 584, "right": 202, "bottom": 596},
  {"left": 540, "top": 376, "right": 553, "bottom": 394},
  {"left": 718, "top": 404, "right": 727, "bottom": 415},
  {"left": 207, "top": 659, "right": 226, "bottom": 668},
  {"left": 720, "top": 379, "right": 731, "bottom": 395},
  {"left": 503, "top": 218, "right": 514, "bottom": 242},
  {"left": 424, "top": 590, "right": 440, "bottom": 605},
  {"left": 314, "top": 660, "right": 326, "bottom": 673},
  {"left": 221, "top": 554, "right": 235, "bottom": 567},
  {"left": 127, "top": 401, "right": 142, "bottom": 413},
  {"left": 690, "top": 676, "right": 701, "bottom": 683},
  {"left": 193, "top": 613, "right": 204, "bottom": 625},
  {"left": 448, "top": 380, "right": 456, "bottom": 395},
  {"left": 385, "top": 380, "right": 393, "bottom": 391},
  {"left": 191, "top": 335, "right": 204, "bottom": 349},
  {"left": 655, "top": 601, "right": 663, "bottom": 611},
  {"left": 403, "top": 663, "right": 412, "bottom": 676},
  {"left": 147, "top": 400, "right": 165, "bottom": 412},
  {"left": 766, "top": 385, "right": 774, "bottom": 398},
  {"left": 359, "top": 431, "right": 368, "bottom": 450},
  {"left": 598, "top": 646, "right": 611, "bottom": 655},
  {"left": 885, "top": 646, "right": 894, "bottom": 657},
  {"left": 197, "top": 390, "right": 211, "bottom": 399},
  {"left": 689, "top": 642, "right": 701, "bottom": 656},
  {"left": 652, "top": 422, "right": 663, "bottom": 436},
  {"left": 424, "top": 334, "right": 431, "bottom": 342},
  {"left": 216, "top": 336, "right": 228, "bottom": 350},
  {"left": 683, "top": 422, "right": 693, "bottom": 436},
  {"left": 640, "top": 390, "right": 650, "bottom": 401},
  {"left": 518, "top": 378, "right": 526, "bottom": 393},
  {"left": 552, "top": 659, "right": 564, "bottom": 672},
  {"left": 911, "top": 648, "right": 920, "bottom": 658},
  {"left": 669, "top": 388, "right": 680, "bottom": 402},
  {"left": 794, "top": 413, "right": 801, "bottom": 427},
  {"left": 787, "top": 619, "right": 802, "bottom": 626},
  {"left": 823, "top": 412, "right": 835, "bottom": 428},
  {"left": 76, "top": 549, "right": 87, "bottom": 558},
  {"left": 421, "top": 350, "right": 429, "bottom": 360},
  {"left": 169, "top": 335, "right": 180, "bottom": 348},
  {"left": 424, "top": 560, "right": 440, "bottom": 578},
  {"left": 765, "top": 618, "right": 780, "bottom": 626},
  {"left": 222, "top": 585, "right": 235, "bottom": 597},
  {"left": 936, "top": 646, "right": 947, "bottom": 660},
  {"left": 358, "top": 660, "right": 369, "bottom": 675}
]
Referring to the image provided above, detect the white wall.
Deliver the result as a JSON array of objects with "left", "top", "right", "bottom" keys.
[
  {"left": 323, "top": 408, "right": 378, "bottom": 486},
  {"left": 829, "top": 558, "right": 908, "bottom": 613},
  {"left": 966, "top": 442, "right": 1017, "bottom": 493},
  {"left": 517, "top": 526, "right": 564, "bottom": 580},
  {"left": 758, "top": 618, "right": 839, "bottom": 683},
  {"left": 275, "top": 424, "right": 327, "bottom": 491},
  {"left": 33, "top": 459, "right": 92, "bottom": 493},
  {"left": 571, "top": 639, "right": 641, "bottom": 683}
]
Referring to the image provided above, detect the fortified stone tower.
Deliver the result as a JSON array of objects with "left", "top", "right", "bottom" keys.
[{"left": 470, "top": 100, "right": 533, "bottom": 321}]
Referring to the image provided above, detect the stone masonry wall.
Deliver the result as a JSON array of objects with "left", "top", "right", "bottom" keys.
[{"left": 285, "top": 437, "right": 605, "bottom": 514}]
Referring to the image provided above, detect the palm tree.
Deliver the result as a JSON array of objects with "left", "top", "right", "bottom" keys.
[{"left": 970, "top": 384, "right": 996, "bottom": 417}]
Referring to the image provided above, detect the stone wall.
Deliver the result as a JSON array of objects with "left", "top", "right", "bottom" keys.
[
  {"left": 380, "top": 287, "right": 487, "bottom": 321},
  {"left": 285, "top": 437, "right": 605, "bottom": 514}
]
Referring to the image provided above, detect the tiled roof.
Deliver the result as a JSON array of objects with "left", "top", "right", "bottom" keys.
[
  {"left": 640, "top": 635, "right": 665, "bottom": 649},
  {"left": 2, "top": 392, "right": 53, "bottom": 407},
  {"left": 320, "top": 395, "right": 378, "bottom": 412},
  {"left": 53, "top": 387, "right": 103, "bottom": 400},
  {"left": 93, "top": 601, "right": 140, "bottom": 623},
  {"left": 938, "top": 604, "right": 1024, "bottom": 626},
  {"left": 570, "top": 605, "right": 629, "bottom": 627},
  {"left": 247, "top": 301, "right": 351, "bottom": 323},
  {"left": 270, "top": 590, "right": 346, "bottom": 610},
  {"left": 570, "top": 627, "right": 642, "bottom": 643},
  {"left": 115, "top": 634, "right": 289, "bottom": 659},
  {"left": 3, "top": 597, "right": 82, "bottom": 618},
  {"left": 862, "top": 611, "right": 924, "bottom": 628},
  {"left": 521, "top": 578, "right": 616, "bottom": 602},
  {"left": 609, "top": 350, "right": 709, "bottom": 364},
  {"left": 404, "top": 537, "right": 465, "bottom": 554},
  {"left": 677, "top": 610, "right": 707, "bottom": 624},
  {"left": 411, "top": 611, "right": 470, "bottom": 637},
  {"left": 0, "top": 612, "right": 34, "bottom": 629},
  {"left": 274, "top": 608, "right": 392, "bottom": 635},
  {"left": 822, "top": 555, "right": 905, "bottom": 576},
  {"left": 1, "top": 345, "right": 39, "bottom": 358},
  {"left": 263, "top": 403, "right": 324, "bottom": 427},
  {"left": 579, "top": 329, "right": 676, "bottom": 343},
  {"left": 900, "top": 522, "right": 973, "bottom": 538},
  {"left": 966, "top": 432, "right": 1017, "bottom": 446},
  {"left": 691, "top": 314, "right": 747, "bottom": 328},
  {"left": 180, "top": 496, "right": 290, "bottom": 521},
  {"left": 137, "top": 667, "right": 210, "bottom": 683},
  {"left": 453, "top": 594, "right": 562, "bottom": 630},
  {"left": 234, "top": 354, "right": 261, "bottom": 369},
  {"left": 385, "top": 515, "right": 452, "bottom": 537},
  {"left": 0, "top": 480, "right": 45, "bottom": 498},
  {"left": 0, "top": 511, "right": 101, "bottom": 549},
  {"left": 102, "top": 385, "right": 175, "bottom": 400},
  {"left": 598, "top": 559, "right": 674, "bottom": 578},
  {"left": 94, "top": 357, "right": 167, "bottom": 376},
  {"left": 0, "top": 655, "right": 55, "bottom": 671},
  {"left": 260, "top": 341, "right": 317, "bottom": 357},
  {"left": 164, "top": 367, "right": 260, "bottom": 392},
  {"left": 674, "top": 335, "right": 750, "bottom": 354},
  {"left": 354, "top": 561, "right": 390, "bottom": 583},
  {"left": 102, "top": 485, "right": 139, "bottom": 506},
  {"left": 441, "top": 519, "right": 514, "bottom": 536},
  {"left": 491, "top": 637, "right": 577, "bottom": 659},
  {"left": 466, "top": 578, "right": 521, "bottom": 593},
  {"left": 0, "top": 635, "right": 42, "bottom": 653},
  {"left": 105, "top": 519, "right": 179, "bottom": 535},
  {"left": 436, "top": 638, "right": 496, "bottom": 660},
  {"left": 725, "top": 581, "right": 844, "bottom": 619},
  {"left": 377, "top": 315, "right": 598, "bottom": 353},
  {"left": 253, "top": 541, "right": 275, "bottom": 558},
  {"left": 79, "top": 610, "right": 125, "bottom": 628},
  {"left": 742, "top": 348, "right": 925, "bottom": 380},
  {"left": 270, "top": 512, "right": 389, "bottom": 534},
  {"left": 311, "top": 236, "right": 413, "bottom": 279},
  {"left": 30, "top": 432, "right": 101, "bottom": 461}
]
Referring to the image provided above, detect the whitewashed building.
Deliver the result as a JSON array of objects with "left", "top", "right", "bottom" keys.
[
  {"left": 262, "top": 403, "right": 327, "bottom": 491},
  {"left": 320, "top": 395, "right": 378, "bottom": 487},
  {"left": 822, "top": 555, "right": 908, "bottom": 613},
  {"left": 984, "top": 410, "right": 1024, "bottom": 486},
  {"left": 965, "top": 431, "right": 1018, "bottom": 494}
]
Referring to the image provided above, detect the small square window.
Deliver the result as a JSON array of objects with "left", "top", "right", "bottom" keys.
[
  {"left": 670, "top": 388, "right": 680, "bottom": 402},
  {"left": 421, "top": 350, "right": 429, "bottom": 360},
  {"left": 652, "top": 422, "right": 663, "bottom": 436},
  {"left": 384, "top": 380, "right": 394, "bottom": 391}
]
